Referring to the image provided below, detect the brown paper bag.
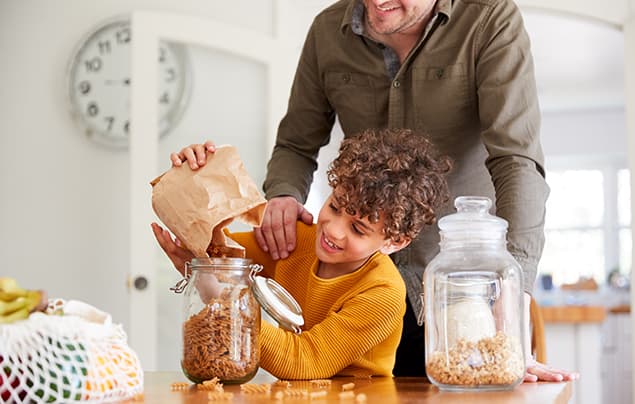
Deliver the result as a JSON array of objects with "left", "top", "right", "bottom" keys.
[{"left": 151, "top": 145, "right": 267, "bottom": 257}]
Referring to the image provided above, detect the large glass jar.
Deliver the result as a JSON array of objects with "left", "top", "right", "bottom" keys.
[
  {"left": 422, "top": 196, "right": 525, "bottom": 391},
  {"left": 178, "top": 257, "right": 261, "bottom": 384},
  {"left": 171, "top": 257, "right": 303, "bottom": 384}
]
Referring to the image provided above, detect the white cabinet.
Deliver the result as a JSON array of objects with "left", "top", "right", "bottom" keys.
[
  {"left": 544, "top": 306, "right": 632, "bottom": 404},
  {"left": 600, "top": 312, "right": 632, "bottom": 404},
  {"left": 545, "top": 321, "right": 602, "bottom": 404}
]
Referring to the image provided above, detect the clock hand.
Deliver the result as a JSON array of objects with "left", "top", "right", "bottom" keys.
[{"left": 103, "top": 79, "right": 131, "bottom": 85}]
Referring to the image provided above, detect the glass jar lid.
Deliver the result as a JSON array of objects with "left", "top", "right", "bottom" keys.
[
  {"left": 172, "top": 257, "right": 304, "bottom": 334},
  {"left": 251, "top": 275, "right": 304, "bottom": 334},
  {"left": 438, "top": 196, "right": 507, "bottom": 238}
]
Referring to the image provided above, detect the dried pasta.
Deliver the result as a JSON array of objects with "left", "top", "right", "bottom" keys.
[
  {"left": 182, "top": 287, "right": 259, "bottom": 382},
  {"left": 309, "top": 379, "right": 332, "bottom": 388},
  {"left": 426, "top": 331, "right": 524, "bottom": 386},
  {"left": 207, "top": 391, "right": 234, "bottom": 401},
  {"left": 341, "top": 382, "right": 355, "bottom": 391},
  {"left": 240, "top": 383, "right": 272, "bottom": 394},
  {"left": 170, "top": 382, "right": 190, "bottom": 391}
]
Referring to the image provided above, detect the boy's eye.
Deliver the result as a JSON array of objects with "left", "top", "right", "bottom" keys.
[
  {"left": 352, "top": 224, "right": 365, "bottom": 236},
  {"left": 329, "top": 202, "right": 340, "bottom": 212}
]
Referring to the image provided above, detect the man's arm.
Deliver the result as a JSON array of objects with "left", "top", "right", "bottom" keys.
[
  {"left": 475, "top": 0, "right": 576, "bottom": 381},
  {"left": 476, "top": 0, "right": 547, "bottom": 296},
  {"left": 257, "top": 21, "right": 335, "bottom": 258}
]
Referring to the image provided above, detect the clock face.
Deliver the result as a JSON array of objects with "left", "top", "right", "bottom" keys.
[{"left": 68, "top": 17, "right": 190, "bottom": 148}]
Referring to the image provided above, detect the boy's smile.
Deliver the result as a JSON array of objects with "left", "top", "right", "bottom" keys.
[{"left": 314, "top": 194, "right": 394, "bottom": 278}]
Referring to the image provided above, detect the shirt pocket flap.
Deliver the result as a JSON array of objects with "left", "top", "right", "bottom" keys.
[
  {"left": 325, "top": 71, "right": 372, "bottom": 87},
  {"left": 418, "top": 64, "right": 466, "bottom": 81}
]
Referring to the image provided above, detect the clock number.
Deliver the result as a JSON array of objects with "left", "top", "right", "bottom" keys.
[
  {"left": 78, "top": 81, "right": 91, "bottom": 95},
  {"left": 165, "top": 68, "right": 176, "bottom": 82},
  {"left": 159, "top": 47, "right": 166, "bottom": 63},
  {"left": 124, "top": 121, "right": 130, "bottom": 134},
  {"left": 104, "top": 116, "right": 114, "bottom": 131},
  {"left": 116, "top": 28, "right": 131, "bottom": 44},
  {"left": 87, "top": 102, "right": 99, "bottom": 117},
  {"left": 84, "top": 58, "right": 102, "bottom": 73},
  {"left": 159, "top": 92, "right": 170, "bottom": 104},
  {"left": 97, "top": 40, "right": 112, "bottom": 55}
]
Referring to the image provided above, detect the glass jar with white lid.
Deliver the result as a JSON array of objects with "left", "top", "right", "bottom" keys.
[{"left": 421, "top": 196, "right": 525, "bottom": 391}]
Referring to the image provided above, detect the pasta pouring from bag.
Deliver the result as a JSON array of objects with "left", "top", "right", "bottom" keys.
[{"left": 150, "top": 145, "right": 267, "bottom": 257}]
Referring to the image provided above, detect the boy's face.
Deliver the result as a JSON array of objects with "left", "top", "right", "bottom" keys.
[{"left": 315, "top": 194, "right": 407, "bottom": 273}]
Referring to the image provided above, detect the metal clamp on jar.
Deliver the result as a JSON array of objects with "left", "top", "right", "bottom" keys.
[
  {"left": 172, "top": 257, "right": 303, "bottom": 384},
  {"left": 420, "top": 196, "right": 525, "bottom": 391}
]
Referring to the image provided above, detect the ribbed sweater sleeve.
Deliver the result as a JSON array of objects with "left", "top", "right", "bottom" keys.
[{"left": 231, "top": 223, "right": 406, "bottom": 380}]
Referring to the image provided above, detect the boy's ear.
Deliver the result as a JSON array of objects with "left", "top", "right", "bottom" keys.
[{"left": 379, "top": 237, "right": 411, "bottom": 255}]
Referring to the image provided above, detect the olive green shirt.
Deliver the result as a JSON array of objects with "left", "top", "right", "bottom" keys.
[{"left": 264, "top": 0, "right": 549, "bottom": 314}]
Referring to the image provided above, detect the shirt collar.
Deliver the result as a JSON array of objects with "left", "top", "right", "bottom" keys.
[{"left": 340, "top": 0, "right": 363, "bottom": 34}]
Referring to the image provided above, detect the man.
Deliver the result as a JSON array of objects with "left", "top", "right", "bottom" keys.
[{"left": 255, "top": 0, "right": 576, "bottom": 381}]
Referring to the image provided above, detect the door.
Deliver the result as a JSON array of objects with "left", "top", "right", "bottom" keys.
[{"left": 129, "top": 10, "right": 293, "bottom": 369}]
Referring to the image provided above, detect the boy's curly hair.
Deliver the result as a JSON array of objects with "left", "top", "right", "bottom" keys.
[{"left": 327, "top": 128, "right": 452, "bottom": 243}]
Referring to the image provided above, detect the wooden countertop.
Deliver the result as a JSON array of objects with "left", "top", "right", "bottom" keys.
[
  {"left": 123, "top": 371, "right": 573, "bottom": 404},
  {"left": 540, "top": 305, "right": 606, "bottom": 323}
]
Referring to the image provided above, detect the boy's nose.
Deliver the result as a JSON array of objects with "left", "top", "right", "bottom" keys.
[{"left": 324, "top": 221, "right": 346, "bottom": 241}]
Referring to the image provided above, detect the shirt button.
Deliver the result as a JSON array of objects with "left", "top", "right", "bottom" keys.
[
  {"left": 393, "top": 80, "right": 400, "bottom": 88},
  {"left": 436, "top": 68, "right": 444, "bottom": 79},
  {"left": 343, "top": 73, "right": 351, "bottom": 83}
]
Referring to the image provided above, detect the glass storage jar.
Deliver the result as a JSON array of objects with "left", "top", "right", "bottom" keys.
[
  {"left": 172, "top": 257, "right": 303, "bottom": 384},
  {"left": 421, "top": 196, "right": 525, "bottom": 391}
]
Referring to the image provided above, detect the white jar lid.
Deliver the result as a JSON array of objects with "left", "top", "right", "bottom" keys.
[
  {"left": 252, "top": 276, "right": 304, "bottom": 334},
  {"left": 438, "top": 196, "right": 508, "bottom": 237}
]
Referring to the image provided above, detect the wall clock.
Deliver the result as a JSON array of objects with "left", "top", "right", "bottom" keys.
[{"left": 67, "top": 16, "right": 191, "bottom": 149}]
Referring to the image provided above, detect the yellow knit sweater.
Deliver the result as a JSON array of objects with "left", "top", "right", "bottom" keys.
[{"left": 229, "top": 222, "right": 406, "bottom": 380}]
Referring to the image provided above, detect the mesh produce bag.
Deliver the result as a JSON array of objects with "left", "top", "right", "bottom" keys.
[{"left": 0, "top": 300, "right": 143, "bottom": 403}]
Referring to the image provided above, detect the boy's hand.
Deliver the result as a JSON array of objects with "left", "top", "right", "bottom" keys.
[
  {"left": 170, "top": 140, "right": 216, "bottom": 170},
  {"left": 151, "top": 222, "right": 194, "bottom": 275},
  {"left": 254, "top": 196, "right": 313, "bottom": 260}
]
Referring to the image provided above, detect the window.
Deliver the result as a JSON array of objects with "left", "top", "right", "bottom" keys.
[{"left": 539, "top": 165, "right": 631, "bottom": 286}]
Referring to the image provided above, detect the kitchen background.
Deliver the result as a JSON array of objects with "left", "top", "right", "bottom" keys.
[{"left": 1, "top": 1, "right": 633, "bottom": 403}]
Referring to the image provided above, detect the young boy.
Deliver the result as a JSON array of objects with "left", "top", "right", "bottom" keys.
[{"left": 151, "top": 128, "right": 451, "bottom": 380}]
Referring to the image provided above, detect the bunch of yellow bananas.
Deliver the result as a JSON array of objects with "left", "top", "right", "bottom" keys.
[{"left": 0, "top": 277, "right": 44, "bottom": 324}]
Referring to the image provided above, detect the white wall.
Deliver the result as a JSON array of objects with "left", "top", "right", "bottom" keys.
[
  {"left": 542, "top": 108, "right": 626, "bottom": 160},
  {"left": 0, "top": 0, "right": 628, "bottom": 371}
]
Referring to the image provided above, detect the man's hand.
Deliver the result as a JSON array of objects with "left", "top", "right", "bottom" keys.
[
  {"left": 254, "top": 196, "right": 314, "bottom": 260},
  {"left": 151, "top": 222, "right": 194, "bottom": 275},
  {"left": 524, "top": 358, "right": 579, "bottom": 382},
  {"left": 522, "top": 292, "right": 579, "bottom": 382}
]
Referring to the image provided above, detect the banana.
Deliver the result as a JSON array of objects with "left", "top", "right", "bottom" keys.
[
  {"left": 0, "top": 278, "right": 47, "bottom": 324},
  {"left": 0, "top": 307, "right": 29, "bottom": 324},
  {"left": 0, "top": 278, "right": 39, "bottom": 323},
  {"left": 0, "top": 289, "right": 28, "bottom": 301},
  {"left": 0, "top": 277, "right": 19, "bottom": 291},
  {"left": 0, "top": 277, "right": 28, "bottom": 301},
  {"left": 0, "top": 297, "right": 28, "bottom": 315},
  {"left": 25, "top": 290, "right": 42, "bottom": 312}
]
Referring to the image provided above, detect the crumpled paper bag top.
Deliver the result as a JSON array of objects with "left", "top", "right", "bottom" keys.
[{"left": 151, "top": 145, "right": 267, "bottom": 257}]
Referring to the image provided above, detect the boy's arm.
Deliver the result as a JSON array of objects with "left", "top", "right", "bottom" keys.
[{"left": 259, "top": 283, "right": 405, "bottom": 380}]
